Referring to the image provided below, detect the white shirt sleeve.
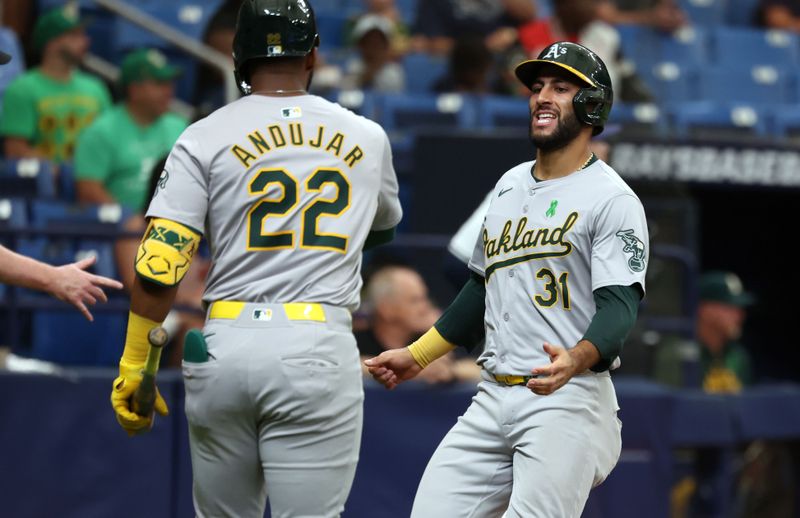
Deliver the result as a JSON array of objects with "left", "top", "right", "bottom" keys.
[
  {"left": 449, "top": 190, "right": 493, "bottom": 264},
  {"left": 371, "top": 131, "right": 403, "bottom": 231},
  {"left": 591, "top": 193, "right": 649, "bottom": 294},
  {"left": 145, "top": 126, "right": 209, "bottom": 233}
]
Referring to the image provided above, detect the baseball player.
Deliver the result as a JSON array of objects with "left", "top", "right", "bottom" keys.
[
  {"left": 108, "top": 1, "right": 402, "bottom": 517},
  {"left": 366, "top": 41, "right": 649, "bottom": 517}
]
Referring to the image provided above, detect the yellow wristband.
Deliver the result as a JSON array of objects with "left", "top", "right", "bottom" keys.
[
  {"left": 121, "top": 311, "right": 162, "bottom": 365},
  {"left": 407, "top": 327, "right": 456, "bottom": 368}
]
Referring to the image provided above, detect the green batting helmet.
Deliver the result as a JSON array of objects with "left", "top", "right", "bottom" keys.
[
  {"left": 515, "top": 42, "right": 613, "bottom": 135},
  {"left": 233, "top": 0, "right": 319, "bottom": 95}
]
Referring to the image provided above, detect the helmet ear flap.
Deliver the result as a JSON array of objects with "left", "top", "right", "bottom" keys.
[
  {"left": 234, "top": 68, "right": 252, "bottom": 96},
  {"left": 573, "top": 86, "right": 611, "bottom": 133}
]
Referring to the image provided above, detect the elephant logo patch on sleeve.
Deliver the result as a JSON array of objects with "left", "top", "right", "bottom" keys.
[{"left": 615, "top": 229, "right": 647, "bottom": 273}]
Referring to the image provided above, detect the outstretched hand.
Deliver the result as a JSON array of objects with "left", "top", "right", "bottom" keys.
[
  {"left": 364, "top": 348, "right": 423, "bottom": 390},
  {"left": 527, "top": 342, "right": 579, "bottom": 396},
  {"left": 49, "top": 256, "right": 124, "bottom": 321}
]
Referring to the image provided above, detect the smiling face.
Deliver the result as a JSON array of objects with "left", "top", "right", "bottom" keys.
[{"left": 528, "top": 65, "right": 589, "bottom": 152}]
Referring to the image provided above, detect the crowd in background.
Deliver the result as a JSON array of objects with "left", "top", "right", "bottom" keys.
[
  {"left": 0, "top": 0, "right": 793, "bottom": 379},
  {"left": 1, "top": 1, "right": 799, "bottom": 516}
]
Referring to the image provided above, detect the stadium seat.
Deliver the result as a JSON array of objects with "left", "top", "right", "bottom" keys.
[
  {"left": 725, "top": 0, "right": 763, "bottom": 26},
  {"left": 313, "top": 0, "right": 342, "bottom": 14},
  {"left": 640, "top": 61, "right": 696, "bottom": 103},
  {"left": 316, "top": 12, "right": 350, "bottom": 49},
  {"left": 30, "top": 199, "right": 129, "bottom": 235},
  {"left": 700, "top": 66, "right": 792, "bottom": 104},
  {"left": 113, "top": 0, "right": 224, "bottom": 50},
  {"left": 678, "top": 0, "right": 726, "bottom": 25},
  {"left": 0, "top": 196, "right": 27, "bottom": 230},
  {"left": 669, "top": 101, "right": 772, "bottom": 137},
  {"left": 0, "top": 159, "right": 56, "bottom": 199},
  {"left": 19, "top": 200, "right": 127, "bottom": 366},
  {"left": 478, "top": 95, "right": 530, "bottom": 129},
  {"left": 617, "top": 24, "right": 660, "bottom": 67},
  {"left": 395, "top": 0, "right": 420, "bottom": 24},
  {"left": 31, "top": 308, "right": 127, "bottom": 366},
  {"left": 609, "top": 103, "right": 665, "bottom": 136},
  {"left": 711, "top": 27, "right": 798, "bottom": 67},
  {"left": 658, "top": 26, "right": 710, "bottom": 66},
  {"left": 377, "top": 93, "right": 477, "bottom": 131},
  {"left": 772, "top": 106, "right": 800, "bottom": 139},
  {"left": 402, "top": 53, "right": 448, "bottom": 94}
]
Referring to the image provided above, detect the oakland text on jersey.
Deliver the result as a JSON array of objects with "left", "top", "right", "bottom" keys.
[
  {"left": 229, "top": 122, "right": 366, "bottom": 169},
  {"left": 483, "top": 212, "right": 578, "bottom": 278}
]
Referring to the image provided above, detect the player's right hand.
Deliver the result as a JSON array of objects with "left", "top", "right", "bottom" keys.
[
  {"left": 364, "top": 348, "right": 423, "bottom": 390},
  {"left": 110, "top": 360, "right": 169, "bottom": 436}
]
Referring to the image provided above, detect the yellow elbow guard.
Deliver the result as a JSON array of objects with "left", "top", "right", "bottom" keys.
[
  {"left": 135, "top": 218, "right": 201, "bottom": 286},
  {"left": 407, "top": 327, "right": 456, "bottom": 368}
]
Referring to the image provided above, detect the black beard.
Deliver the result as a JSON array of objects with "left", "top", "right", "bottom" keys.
[{"left": 530, "top": 111, "right": 584, "bottom": 152}]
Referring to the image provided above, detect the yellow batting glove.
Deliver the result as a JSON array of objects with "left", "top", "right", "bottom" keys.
[
  {"left": 110, "top": 311, "right": 169, "bottom": 436},
  {"left": 111, "top": 360, "right": 169, "bottom": 436}
]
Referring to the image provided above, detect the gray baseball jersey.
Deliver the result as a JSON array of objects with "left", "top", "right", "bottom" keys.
[
  {"left": 468, "top": 157, "right": 648, "bottom": 375},
  {"left": 147, "top": 94, "right": 402, "bottom": 310}
]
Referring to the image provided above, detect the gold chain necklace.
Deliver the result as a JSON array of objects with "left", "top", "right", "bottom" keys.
[{"left": 578, "top": 152, "right": 595, "bottom": 170}]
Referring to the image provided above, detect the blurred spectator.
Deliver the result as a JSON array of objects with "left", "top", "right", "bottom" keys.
[
  {"left": 194, "top": 0, "right": 238, "bottom": 117},
  {"left": 759, "top": 0, "right": 800, "bottom": 30},
  {"left": 654, "top": 271, "right": 754, "bottom": 392},
  {"left": 0, "top": 4, "right": 111, "bottom": 163},
  {"left": 346, "top": 0, "right": 411, "bottom": 55},
  {"left": 651, "top": 273, "right": 797, "bottom": 518},
  {"left": 596, "top": 0, "right": 687, "bottom": 32},
  {"left": 434, "top": 36, "right": 498, "bottom": 94},
  {"left": 341, "top": 15, "right": 405, "bottom": 92},
  {"left": 412, "top": 0, "right": 536, "bottom": 55},
  {"left": 358, "top": 265, "right": 481, "bottom": 384},
  {"left": 519, "top": 0, "right": 653, "bottom": 102},
  {"left": 74, "top": 48, "right": 186, "bottom": 212}
]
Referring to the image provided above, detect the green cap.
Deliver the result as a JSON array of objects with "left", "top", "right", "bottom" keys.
[
  {"left": 699, "top": 271, "right": 755, "bottom": 307},
  {"left": 119, "top": 48, "right": 181, "bottom": 87},
  {"left": 33, "top": 3, "right": 83, "bottom": 52}
]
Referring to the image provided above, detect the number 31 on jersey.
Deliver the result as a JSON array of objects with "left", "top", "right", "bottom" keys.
[{"left": 247, "top": 167, "right": 351, "bottom": 253}]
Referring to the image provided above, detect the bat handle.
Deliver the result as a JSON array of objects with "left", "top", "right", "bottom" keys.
[{"left": 131, "top": 326, "right": 168, "bottom": 420}]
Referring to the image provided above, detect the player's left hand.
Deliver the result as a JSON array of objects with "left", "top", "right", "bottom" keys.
[
  {"left": 110, "top": 361, "right": 169, "bottom": 436},
  {"left": 527, "top": 342, "right": 578, "bottom": 396}
]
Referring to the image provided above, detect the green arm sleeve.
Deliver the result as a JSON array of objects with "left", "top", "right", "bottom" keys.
[
  {"left": 0, "top": 80, "right": 36, "bottom": 138},
  {"left": 583, "top": 284, "right": 641, "bottom": 372},
  {"left": 363, "top": 227, "right": 396, "bottom": 250},
  {"left": 433, "top": 271, "right": 486, "bottom": 352}
]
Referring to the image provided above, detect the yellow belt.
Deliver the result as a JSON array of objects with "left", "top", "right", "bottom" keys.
[
  {"left": 208, "top": 301, "right": 326, "bottom": 322},
  {"left": 493, "top": 374, "right": 533, "bottom": 386}
]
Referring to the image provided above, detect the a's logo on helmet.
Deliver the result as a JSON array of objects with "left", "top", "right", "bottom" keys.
[
  {"left": 267, "top": 33, "right": 282, "bottom": 45},
  {"left": 543, "top": 44, "right": 568, "bottom": 60}
]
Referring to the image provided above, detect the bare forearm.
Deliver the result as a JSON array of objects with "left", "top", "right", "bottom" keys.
[
  {"left": 764, "top": 7, "right": 800, "bottom": 30},
  {"left": 568, "top": 340, "right": 602, "bottom": 374},
  {"left": 130, "top": 275, "right": 179, "bottom": 321},
  {"left": 0, "top": 245, "right": 57, "bottom": 293},
  {"left": 3, "top": 138, "right": 45, "bottom": 159}
]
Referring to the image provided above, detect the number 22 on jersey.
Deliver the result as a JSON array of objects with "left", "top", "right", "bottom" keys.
[{"left": 247, "top": 167, "right": 351, "bottom": 253}]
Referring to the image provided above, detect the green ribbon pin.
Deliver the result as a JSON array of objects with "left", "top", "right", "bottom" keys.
[{"left": 546, "top": 200, "right": 558, "bottom": 218}]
